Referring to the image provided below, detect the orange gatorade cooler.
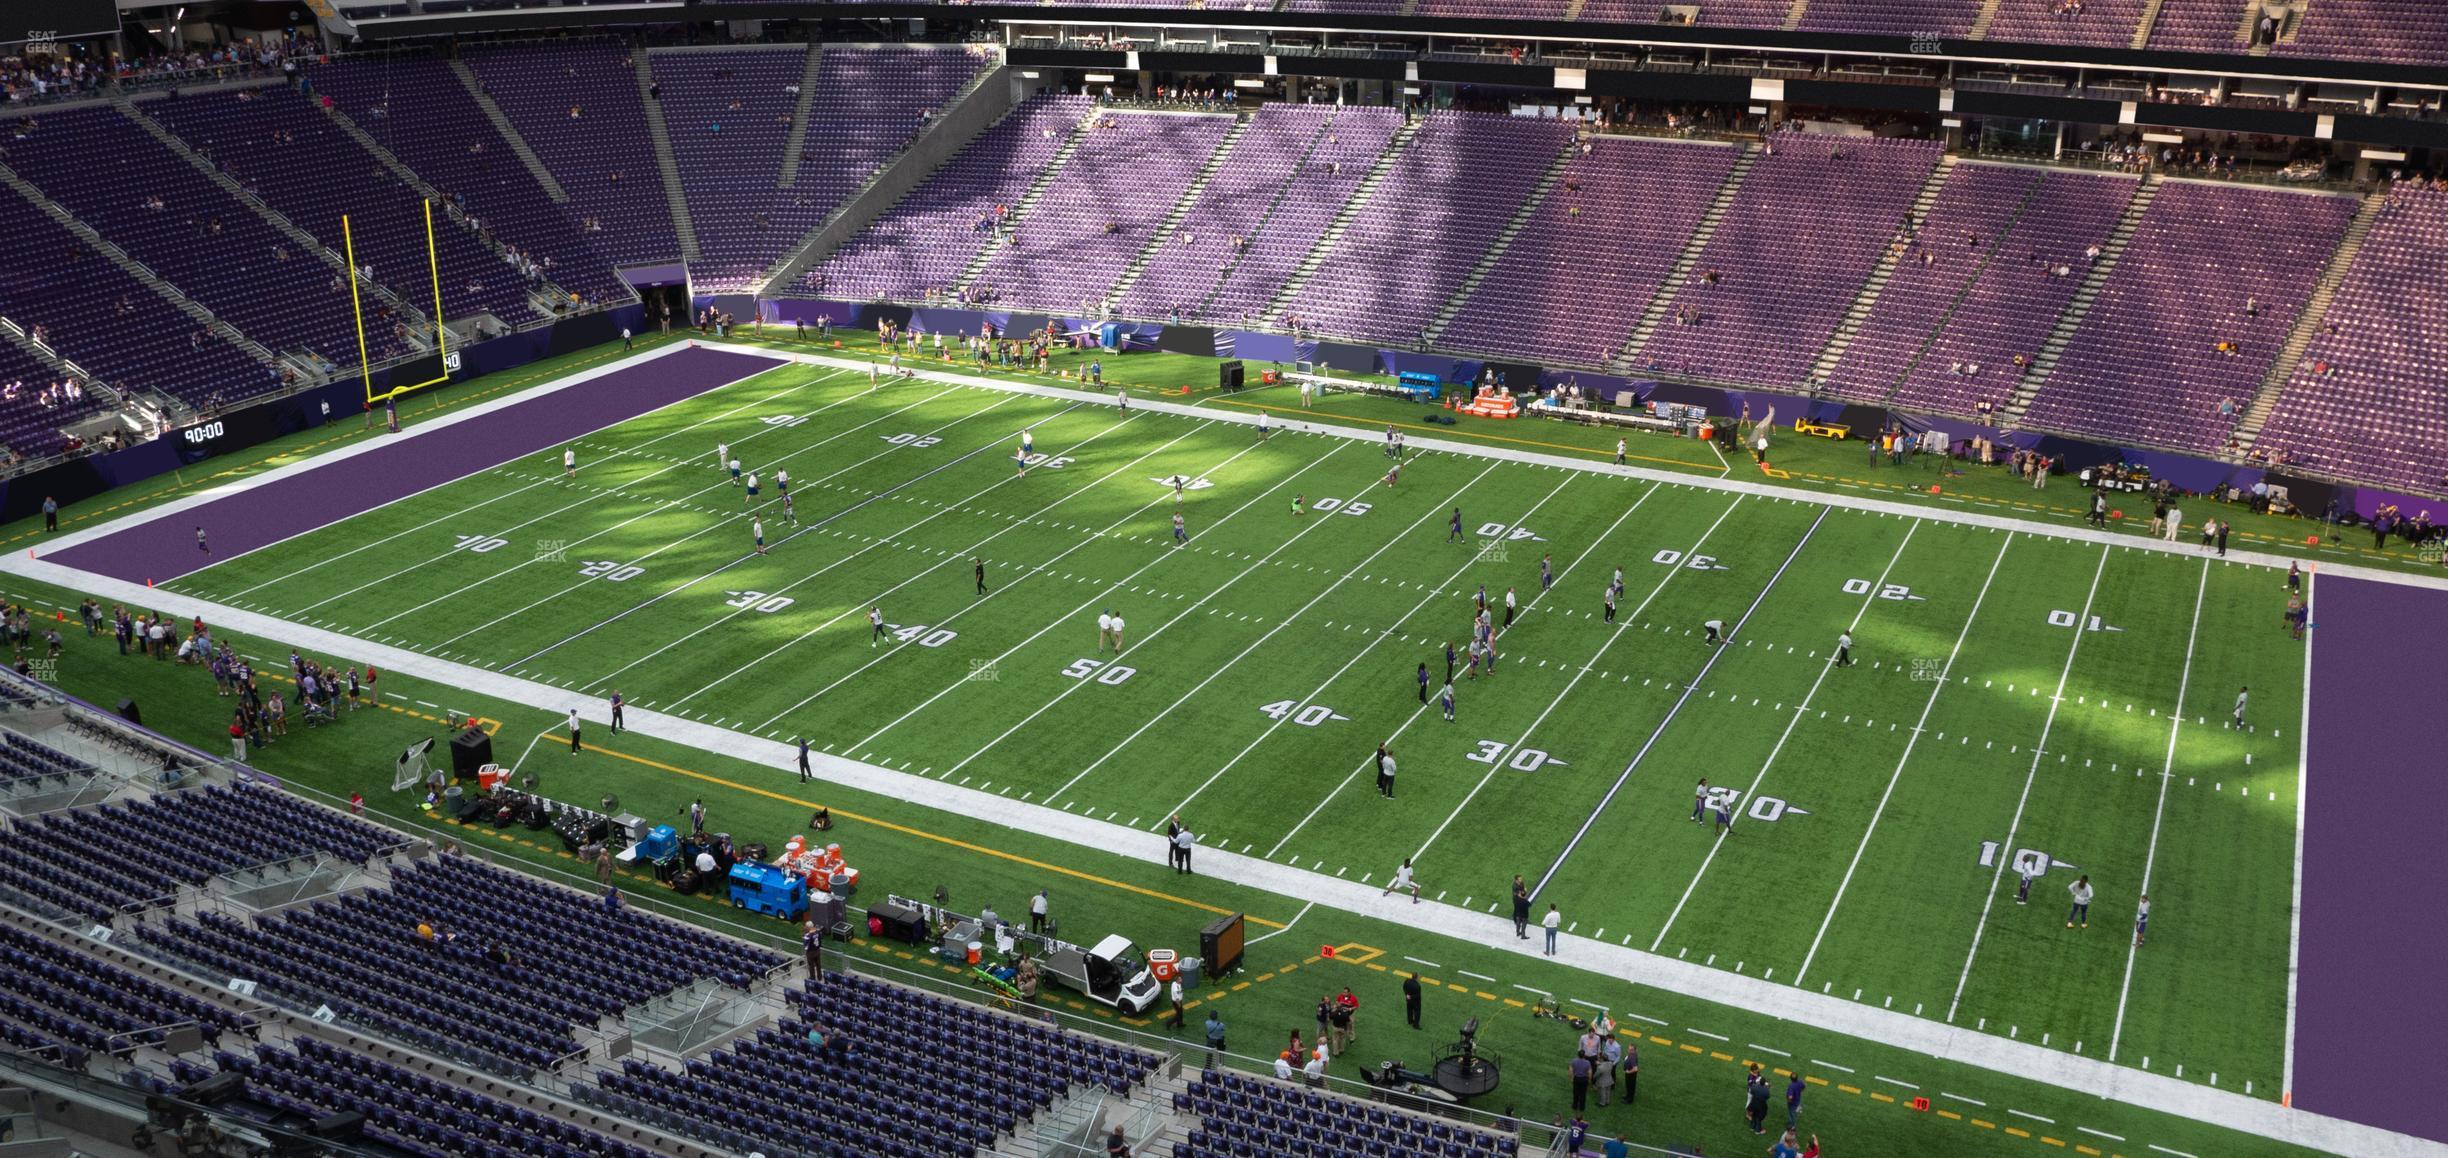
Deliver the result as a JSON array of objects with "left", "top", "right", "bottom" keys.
[{"left": 1147, "top": 948, "right": 1178, "bottom": 983}]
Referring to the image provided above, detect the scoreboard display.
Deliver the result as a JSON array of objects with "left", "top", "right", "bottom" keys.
[{"left": 1, "top": 0, "right": 121, "bottom": 47}]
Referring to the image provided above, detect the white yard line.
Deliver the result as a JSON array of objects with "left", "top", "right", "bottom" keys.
[
  {"left": 1417, "top": 496, "right": 1748, "bottom": 877},
  {"left": 2282, "top": 569, "right": 2315, "bottom": 1098},
  {"left": 1040, "top": 458, "right": 1505, "bottom": 802},
  {"left": 487, "top": 393, "right": 1055, "bottom": 665},
  {"left": 355, "top": 384, "right": 975, "bottom": 637},
  {"left": 1265, "top": 479, "right": 1660, "bottom": 857},
  {"left": 829, "top": 442, "right": 1353, "bottom": 752},
  {"left": 222, "top": 372, "right": 852, "bottom": 601},
  {"left": 656, "top": 416, "right": 1205, "bottom": 709},
  {"left": 591, "top": 407, "right": 1148, "bottom": 700},
  {"left": 1945, "top": 542, "right": 2113, "bottom": 1021},
  {"left": 1528, "top": 504, "right": 1830, "bottom": 897},
  {"left": 2109, "top": 559, "right": 2210, "bottom": 1061},
  {"left": 1649, "top": 518, "right": 1920, "bottom": 951},
  {"left": 1160, "top": 471, "right": 1574, "bottom": 822},
  {"left": 748, "top": 430, "right": 1278, "bottom": 728},
  {"left": 1797, "top": 533, "right": 2015, "bottom": 986}
]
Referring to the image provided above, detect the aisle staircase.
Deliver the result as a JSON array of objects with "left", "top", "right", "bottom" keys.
[
  {"left": 1260, "top": 116, "right": 1423, "bottom": 324},
  {"left": 1104, "top": 112, "right": 1254, "bottom": 310},
  {"left": 1191, "top": 110, "right": 1340, "bottom": 320},
  {"left": 1998, "top": 173, "right": 2162, "bottom": 424},
  {"left": 635, "top": 51, "right": 702, "bottom": 264},
  {"left": 1611, "top": 142, "right": 1759, "bottom": 367},
  {"left": 2231, "top": 188, "right": 2385, "bottom": 450},
  {"left": 1420, "top": 138, "right": 1580, "bottom": 345},
  {"left": 775, "top": 46, "right": 826, "bottom": 188},
  {"left": 448, "top": 60, "right": 570, "bottom": 203},
  {"left": 1969, "top": 0, "right": 2006, "bottom": 39},
  {"left": 951, "top": 109, "right": 1096, "bottom": 298},
  {"left": 1805, "top": 154, "right": 1961, "bottom": 385}
]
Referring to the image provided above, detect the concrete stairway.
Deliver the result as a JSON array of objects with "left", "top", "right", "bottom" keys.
[
  {"left": 951, "top": 107, "right": 1097, "bottom": 298},
  {"left": 1190, "top": 110, "right": 1339, "bottom": 320},
  {"left": 1104, "top": 112, "right": 1253, "bottom": 311},
  {"left": 774, "top": 46, "right": 826, "bottom": 189},
  {"left": 1998, "top": 173, "right": 2161, "bottom": 424},
  {"left": 1805, "top": 154, "right": 1962, "bottom": 386},
  {"left": 1969, "top": 0, "right": 2006, "bottom": 38},
  {"left": 1611, "top": 142, "right": 1759, "bottom": 368},
  {"left": 2130, "top": 0, "right": 2170, "bottom": 48},
  {"left": 1260, "top": 116, "right": 1422, "bottom": 325},
  {"left": 2231, "top": 188, "right": 2385, "bottom": 450},
  {"left": 1421, "top": 138, "right": 1580, "bottom": 345},
  {"left": 635, "top": 51, "right": 702, "bottom": 264},
  {"left": 448, "top": 59, "right": 570, "bottom": 203}
]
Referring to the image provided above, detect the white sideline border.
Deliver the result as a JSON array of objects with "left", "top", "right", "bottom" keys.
[{"left": 8, "top": 339, "right": 2442, "bottom": 1158}]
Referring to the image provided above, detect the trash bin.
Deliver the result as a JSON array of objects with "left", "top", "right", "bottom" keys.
[{"left": 1178, "top": 957, "right": 1202, "bottom": 989}]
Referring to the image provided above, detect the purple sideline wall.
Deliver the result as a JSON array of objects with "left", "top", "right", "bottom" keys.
[{"left": 2290, "top": 574, "right": 2448, "bottom": 1144}]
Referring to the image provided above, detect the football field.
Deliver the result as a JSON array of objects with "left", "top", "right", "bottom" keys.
[{"left": 141, "top": 348, "right": 2309, "bottom": 1101}]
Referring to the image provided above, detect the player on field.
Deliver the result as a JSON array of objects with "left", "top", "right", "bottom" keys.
[
  {"left": 564, "top": 448, "right": 576, "bottom": 479},
  {"left": 1385, "top": 425, "right": 1399, "bottom": 459},
  {"left": 746, "top": 472, "right": 760, "bottom": 505},
  {"left": 1257, "top": 411, "right": 1270, "bottom": 441},
  {"left": 1116, "top": 387, "right": 1128, "bottom": 413},
  {"left": 1097, "top": 611, "right": 1114, "bottom": 654},
  {"left": 1291, "top": 493, "right": 1306, "bottom": 517},
  {"left": 2230, "top": 685, "right": 2249, "bottom": 730},
  {"left": 1173, "top": 475, "right": 1186, "bottom": 504},
  {"left": 197, "top": 526, "right": 209, "bottom": 553},
  {"left": 782, "top": 491, "right": 797, "bottom": 524},
  {"left": 1172, "top": 512, "right": 1188, "bottom": 547},
  {"left": 1017, "top": 430, "right": 1035, "bottom": 478},
  {"left": 1612, "top": 565, "right": 1625, "bottom": 598},
  {"left": 868, "top": 606, "right": 885, "bottom": 647},
  {"left": 1714, "top": 793, "right": 1735, "bottom": 835},
  {"left": 1439, "top": 680, "right": 1456, "bottom": 722},
  {"left": 1703, "top": 619, "right": 1726, "bottom": 645},
  {"left": 1443, "top": 640, "right": 1458, "bottom": 685},
  {"left": 975, "top": 556, "right": 988, "bottom": 595},
  {"left": 1614, "top": 437, "right": 1627, "bottom": 467},
  {"left": 752, "top": 518, "right": 767, "bottom": 555},
  {"left": 1603, "top": 584, "right": 1618, "bottom": 624},
  {"left": 2015, "top": 864, "right": 2033, "bottom": 905},
  {"left": 1502, "top": 587, "right": 1518, "bottom": 630},
  {"left": 715, "top": 442, "right": 729, "bottom": 471},
  {"left": 2134, "top": 895, "right": 2151, "bottom": 946},
  {"left": 1375, "top": 744, "right": 1396, "bottom": 798},
  {"left": 1384, "top": 457, "right": 1400, "bottom": 488},
  {"left": 1417, "top": 662, "right": 1431, "bottom": 704},
  {"left": 1466, "top": 638, "right": 1485, "bottom": 680},
  {"left": 2285, "top": 595, "right": 2307, "bottom": 640},
  {"left": 1110, "top": 613, "right": 1126, "bottom": 653},
  {"left": 1383, "top": 858, "right": 1420, "bottom": 903},
  {"left": 2286, "top": 560, "right": 2302, "bottom": 593},
  {"left": 1447, "top": 508, "right": 1465, "bottom": 544},
  {"left": 2066, "top": 876, "right": 2093, "bottom": 929},
  {"left": 1540, "top": 553, "right": 1553, "bottom": 592},
  {"left": 1690, "top": 779, "right": 1709, "bottom": 822},
  {"left": 1834, "top": 631, "right": 1854, "bottom": 667},
  {"left": 775, "top": 469, "right": 790, "bottom": 496}
]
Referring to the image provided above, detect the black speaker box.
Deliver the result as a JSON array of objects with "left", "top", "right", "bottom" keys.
[
  {"left": 449, "top": 727, "right": 494, "bottom": 780},
  {"left": 116, "top": 698, "right": 142, "bottom": 727},
  {"left": 1219, "top": 361, "right": 1244, "bottom": 392},
  {"left": 180, "top": 1071, "right": 245, "bottom": 1106},
  {"left": 309, "top": 1112, "right": 365, "bottom": 1141},
  {"left": 868, "top": 899, "right": 927, "bottom": 944}
]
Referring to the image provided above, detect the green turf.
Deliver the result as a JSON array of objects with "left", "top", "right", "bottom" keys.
[
  {"left": 0, "top": 569, "right": 2327, "bottom": 1158},
  {"left": 138, "top": 348, "right": 2313, "bottom": 1110}
]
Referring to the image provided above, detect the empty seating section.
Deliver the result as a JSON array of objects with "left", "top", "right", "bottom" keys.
[
  {"left": 0, "top": 783, "right": 397, "bottom": 922},
  {"left": 145, "top": 1038, "right": 661, "bottom": 1158},
  {"left": 142, "top": 88, "right": 544, "bottom": 328},
  {"left": 2277, "top": 0, "right": 2448, "bottom": 63},
  {"left": 1797, "top": 0, "right": 1981, "bottom": 36},
  {"left": 2256, "top": 188, "right": 2448, "bottom": 493},
  {"left": 1440, "top": 137, "right": 1741, "bottom": 367},
  {"left": 1198, "top": 107, "right": 1403, "bottom": 326},
  {"left": 809, "top": 93, "right": 1093, "bottom": 301},
  {"left": 1578, "top": 0, "right": 1786, "bottom": 26},
  {"left": 1115, "top": 104, "right": 1333, "bottom": 321},
  {"left": 1415, "top": 0, "right": 1572, "bottom": 17},
  {"left": 2021, "top": 182, "right": 2354, "bottom": 452},
  {"left": 796, "top": 46, "right": 990, "bottom": 252},
  {"left": 0, "top": 177, "right": 268, "bottom": 409},
  {"left": 579, "top": 971, "right": 1162, "bottom": 1158},
  {"left": 1280, "top": 0, "right": 1407, "bottom": 13},
  {"left": 1283, "top": 111, "right": 1573, "bottom": 344},
  {"left": 650, "top": 47, "right": 808, "bottom": 286},
  {"left": 463, "top": 39, "right": 678, "bottom": 266},
  {"left": 0, "top": 729, "right": 94, "bottom": 784},
  {"left": 0, "top": 923, "right": 253, "bottom": 1063},
  {"left": 2143, "top": 0, "right": 2255, "bottom": 53},
  {"left": 1172, "top": 1069, "right": 1520, "bottom": 1158},
  {"left": 1829, "top": 167, "right": 2137, "bottom": 415},
  {"left": 137, "top": 854, "right": 785, "bottom": 1074},
  {"left": 973, "top": 111, "right": 1236, "bottom": 312},
  {"left": 1984, "top": 0, "right": 2152, "bottom": 47},
  {"left": 308, "top": 55, "right": 624, "bottom": 304},
  {"left": 5, "top": 106, "right": 401, "bottom": 368},
  {"left": 1634, "top": 136, "right": 1943, "bottom": 387}
]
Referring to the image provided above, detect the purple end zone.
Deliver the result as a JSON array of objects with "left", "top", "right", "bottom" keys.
[
  {"left": 2292, "top": 573, "right": 2448, "bottom": 1142},
  {"left": 45, "top": 346, "right": 786, "bottom": 585}
]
